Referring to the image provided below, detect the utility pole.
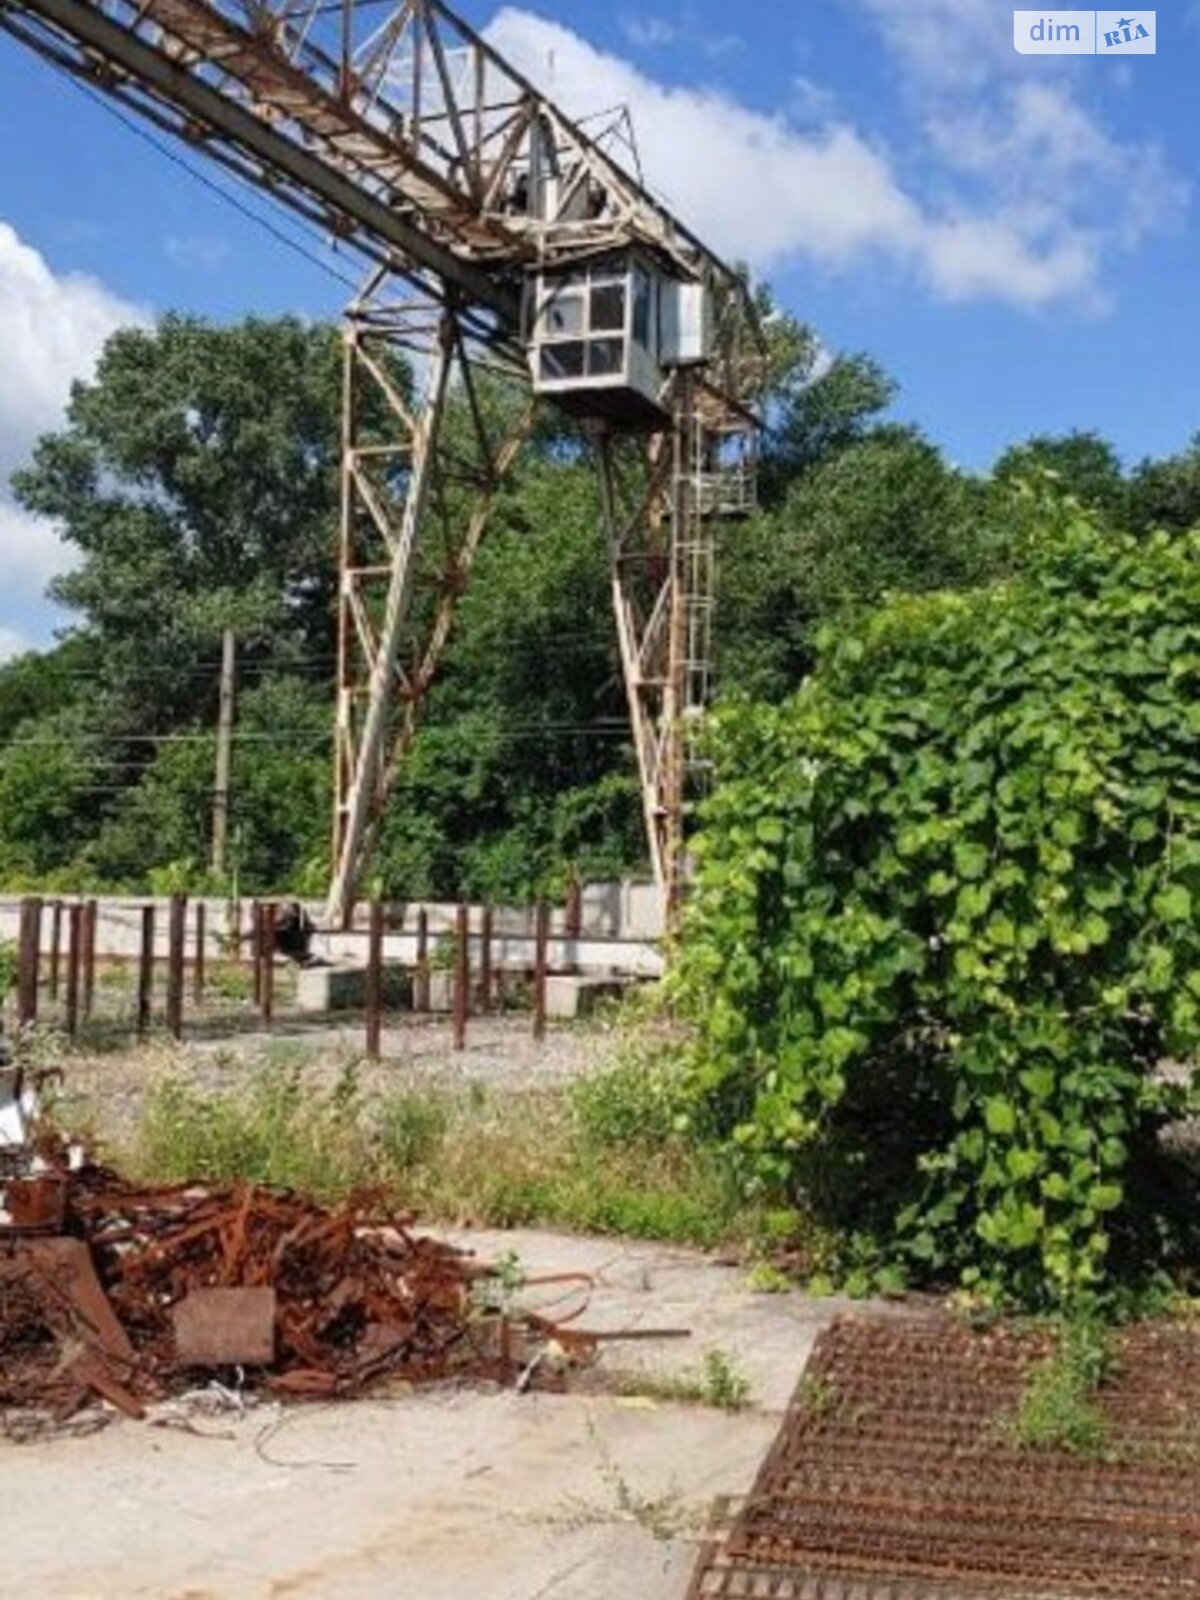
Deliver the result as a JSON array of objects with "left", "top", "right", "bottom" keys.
[{"left": 211, "top": 628, "right": 236, "bottom": 880}]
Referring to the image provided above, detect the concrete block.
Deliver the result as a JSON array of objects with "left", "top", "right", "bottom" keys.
[
  {"left": 294, "top": 963, "right": 412, "bottom": 1014},
  {"left": 544, "top": 974, "right": 636, "bottom": 1020}
]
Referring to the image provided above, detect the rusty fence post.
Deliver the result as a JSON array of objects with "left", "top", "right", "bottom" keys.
[
  {"left": 453, "top": 904, "right": 469, "bottom": 1051},
  {"left": 48, "top": 900, "right": 62, "bottom": 1002},
  {"left": 533, "top": 901, "right": 549, "bottom": 1042},
  {"left": 564, "top": 877, "right": 582, "bottom": 977},
  {"left": 260, "top": 902, "right": 276, "bottom": 1027},
  {"left": 366, "top": 899, "right": 384, "bottom": 1062},
  {"left": 137, "top": 905, "right": 155, "bottom": 1039},
  {"left": 251, "top": 901, "right": 263, "bottom": 1005},
  {"left": 166, "top": 893, "right": 187, "bottom": 1041},
  {"left": 194, "top": 902, "right": 206, "bottom": 1007},
  {"left": 16, "top": 896, "right": 41, "bottom": 1029},
  {"left": 81, "top": 898, "right": 98, "bottom": 1021},
  {"left": 64, "top": 903, "right": 82, "bottom": 1039},
  {"left": 479, "top": 905, "right": 493, "bottom": 1015},
  {"left": 415, "top": 908, "right": 430, "bottom": 1014}
]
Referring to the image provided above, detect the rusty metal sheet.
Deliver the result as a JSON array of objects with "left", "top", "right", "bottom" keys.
[
  {"left": 3, "top": 1174, "right": 68, "bottom": 1233},
  {"left": 173, "top": 1286, "right": 277, "bottom": 1367}
]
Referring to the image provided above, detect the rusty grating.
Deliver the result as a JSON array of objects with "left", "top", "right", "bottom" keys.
[{"left": 687, "top": 1317, "right": 1200, "bottom": 1600}]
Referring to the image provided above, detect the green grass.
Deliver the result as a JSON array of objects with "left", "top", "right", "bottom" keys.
[
  {"left": 128, "top": 1055, "right": 769, "bottom": 1250},
  {"left": 1003, "top": 1321, "right": 1114, "bottom": 1459},
  {"left": 613, "top": 1348, "right": 752, "bottom": 1411}
]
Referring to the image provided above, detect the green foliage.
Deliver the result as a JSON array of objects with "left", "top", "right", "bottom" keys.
[
  {"left": 678, "top": 513, "right": 1200, "bottom": 1309},
  {"left": 569, "top": 1049, "right": 690, "bottom": 1152},
  {"left": 377, "top": 1090, "right": 448, "bottom": 1171},
  {"left": 135, "top": 1064, "right": 374, "bottom": 1200},
  {"left": 719, "top": 427, "right": 1011, "bottom": 697},
  {"left": 0, "top": 708, "right": 105, "bottom": 882},
  {"left": 698, "top": 1348, "right": 752, "bottom": 1411},
  {"left": 130, "top": 1062, "right": 759, "bottom": 1250},
  {"left": 994, "top": 431, "right": 1128, "bottom": 522},
  {"left": 1005, "top": 1322, "right": 1113, "bottom": 1457},
  {"left": 0, "top": 940, "right": 16, "bottom": 1000}
]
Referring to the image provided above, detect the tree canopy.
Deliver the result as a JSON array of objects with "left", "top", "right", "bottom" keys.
[{"left": 1, "top": 309, "right": 1197, "bottom": 901}]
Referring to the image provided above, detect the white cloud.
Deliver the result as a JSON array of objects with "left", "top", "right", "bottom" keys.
[
  {"left": 853, "top": 2, "right": 1186, "bottom": 298},
  {"left": 0, "top": 499, "right": 77, "bottom": 602},
  {"left": 0, "top": 222, "right": 144, "bottom": 481},
  {"left": 0, "top": 626, "right": 31, "bottom": 665},
  {"left": 0, "top": 222, "right": 145, "bottom": 642},
  {"left": 486, "top": 9, "right": 1167, "bottom": 309},
  {"left": 619, "top": 15, "right": 675, "bottom": 49},
  {"left": 485, "top": 7, "right": 1185, "bottom": 313},
  {"left": 853, "top": 0, "right": 1014, "bottom": 91}
]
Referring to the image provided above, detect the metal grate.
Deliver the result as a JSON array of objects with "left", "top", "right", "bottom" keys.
[{"left": 686, "top": 1316, "right": 1200, "bottom": 1600}]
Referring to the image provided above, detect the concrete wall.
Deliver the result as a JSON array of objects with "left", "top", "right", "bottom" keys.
[{"left": 0, "top": 881, "right": 665, "bottom": 980}]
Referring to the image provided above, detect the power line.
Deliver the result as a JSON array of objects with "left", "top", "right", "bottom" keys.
[{"left": 39, "top": 53, "right": 362, "bottom": 296}]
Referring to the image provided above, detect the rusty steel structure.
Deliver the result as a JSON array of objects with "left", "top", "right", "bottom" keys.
[{"left": 0, "top": 0, "right": 764, "bottom": 926}]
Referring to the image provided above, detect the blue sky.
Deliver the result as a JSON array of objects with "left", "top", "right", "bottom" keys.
[{"left": 0, "top": 1, "right": 1197, "bottom": 655}]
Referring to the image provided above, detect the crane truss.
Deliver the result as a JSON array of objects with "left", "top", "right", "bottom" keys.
[{"left": 0, "top": 0, "right": 764, "bottom": 927}]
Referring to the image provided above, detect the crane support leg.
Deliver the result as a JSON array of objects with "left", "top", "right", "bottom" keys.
[
  {"left": 327, "top": 275, "right": 533, "bottom": 929},
  {"left": 596, "top": 373, "right": 711, "bottom": 932}
]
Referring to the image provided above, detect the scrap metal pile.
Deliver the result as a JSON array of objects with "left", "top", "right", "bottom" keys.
[
  {"left": 1, "top": 1132, "right": 592, "bottom": 1423},
  {"left": 687, "top": 1316, "right": 1200, "bottom": 1600}
]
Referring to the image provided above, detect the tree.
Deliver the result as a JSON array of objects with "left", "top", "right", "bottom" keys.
[
  {"left": 372, "top": 460, "right": 642, "bottom": 899},
  {"left": 718, "top": 427, "right": 1009, "bottom": 698},
  {"left": 0, "top": 637, "right": 95, "bottom": 747},
  {"left": 993, "top": 432, "right": 1128, "bottom": 521},
  {"left": 12, "top": 315, "right": 345, "bottom": 732},
  {"left": 1130, "top": 434, "right": 1200, "bottom": 534},
  {"left": 5, "top": 316, "right": 347, "bottom": 892},
  {"left": 761, "top": 348, "right": 896, "bottom": 500}
]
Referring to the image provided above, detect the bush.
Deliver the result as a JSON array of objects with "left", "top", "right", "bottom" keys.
[
  {"left": 569, "top": 1050, "right": 689, "bottom": 1152},
  {"left": 677, "top": 514, "right": 1200, "bottom": 1309}
]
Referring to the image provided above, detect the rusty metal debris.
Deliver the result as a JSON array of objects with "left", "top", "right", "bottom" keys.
[
  {"left": 687, "top": 1316, "right": 1200, "bottom": 1600},
  {"left": 172, "top": 1287, "right": 277, "bottom": 1368},
  {"left": 0, "top": 1145, "right": 632, "bottom": 1424}
]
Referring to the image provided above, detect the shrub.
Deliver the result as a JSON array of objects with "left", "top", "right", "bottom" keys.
[
  {"left": 677, "top": 514, "right": 1200, "bottom": 1309},
  {"left": 569, "top": 1050, "right": 688, "bottom": 1152}
]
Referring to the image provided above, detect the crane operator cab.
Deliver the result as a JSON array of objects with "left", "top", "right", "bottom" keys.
[{"left": 523, "top": 249, "right": 712, "bottom": 430}]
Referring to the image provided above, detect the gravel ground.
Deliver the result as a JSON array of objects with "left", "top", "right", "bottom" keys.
[{"left": 47, "top": 1013, "right": 623, "bottom": 1150}]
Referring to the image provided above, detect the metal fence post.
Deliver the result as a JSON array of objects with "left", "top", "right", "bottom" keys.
[
  {"left": 81, "top": 898, "right": 98, "bottom": 1021},
  {"left": 260, "top": 903, "right": 276, "bottom": 1026},
  {"left": 48, "top": 900, "right": 62, "bottom": 1002},
  {"left": 453, "top": 904, "right": 469, "bottom": 1051},
  {"left": 479, "top": 905, "right": 493, "bottom": 1015},
  {"left": 64, "top": 903, "right": 82, "bottom": 1039},
  {"left": 366, "top": 899, "right": 384, "bottom": 1062},
  {"left": 137, "top": 905, "right": 155, "bottom": 1039},
  {"left": 166, "top": 894, "right": 187, "bottom": 1041},
  {"left": 16, "top": 896, "right": 41, "bottom": 1029},
  {"left": 194, "top": 902, "right": 206, "bottom": 1006},
  {"left": 533, "top": 901, "right": 549, "bottom": 1042},
  {"left": 415, "top": 908, "right": 430, "bottom": 1014}
]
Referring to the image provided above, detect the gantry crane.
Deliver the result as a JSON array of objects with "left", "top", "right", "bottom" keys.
[{"left": 0, "top": 0, "right": 763, "bottom": 927}]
